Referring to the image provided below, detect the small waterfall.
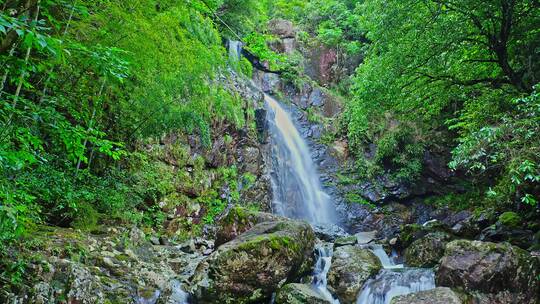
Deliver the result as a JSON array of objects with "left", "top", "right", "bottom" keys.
[
  {"left": 312, "top": 245, "right": 340, "bottom": 303},
  {"left": 228, "top": 40, "right": 243, "bottom": 62},
  {"left": 364, "top": 244, "right": 403, "bottom": 270},
  {"left": 356, "top": 269, "right": 435, "bottom": 304},
  {"left": 356, "top": 247, "right": 435, "bottom": 304},
  {"left": 265, "top": 94, "right": 336, "bottom": 224}
]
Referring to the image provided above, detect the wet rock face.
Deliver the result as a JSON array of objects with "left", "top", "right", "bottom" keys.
[
  {"left": 192, "top": 220, "right": 316, "bottom": 304},
  {"left": 275, "top": 283, "right": 331, "bottom": 304},
  {"left": 436, "top": 240, "right": 540, "bottom": 303},
  {"left": 327, "top": 245, "right": 382, "bottom": 304},
  {"left": 390, "top": 287, "right": 463, "bottom": 304},
  {"left": 404, "top": 232, "right": 453, "bottom": 267}
]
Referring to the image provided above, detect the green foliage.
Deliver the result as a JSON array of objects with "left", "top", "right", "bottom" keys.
[
  {"left": 450, "top": 88, "right": 540, "bottom": 207},
  {"left": 424, "top": 190, "right": 483, "bottom": 211},
  {"left": 345, "top": 192, "right": 375, "bottom": 208},
  {"left": 0, "top": 0, "right": 264, "bottom": 245},
  {"left": 345, "top": 0, "right": 539, "bottom": 208},
  {"left": 244, "top": 32, "right": 287, "bottom": 70},
  {"left": 267, "top": 0, "right": 307, "bottom": 21},
  {"left": 303, "top": 0, "right": 365, "bottom": 55}
]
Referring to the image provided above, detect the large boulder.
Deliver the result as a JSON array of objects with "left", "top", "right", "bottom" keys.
[
  {"left": 191, "top": 220, "right": 316, "bottom": 304},
  {"left": 404, "top": 232, "right": 452, "bottom": 267},
  {"left": 313, "top": 224, "right": 349, "bottom": 242},
  {"left": 275, "top": 284, "right": 331, "bottom": 304},
  {"left": 327, "top": 245, "right": 382, "bottom": 303},
  {"left": 391, "top": 287, "right": 462, "bottom": 304},
  {"left": 214, "top": 206, "right": 280, "bottom": 246},
  {"left": 436, "top": 240, "right": 540, "bottom": 303}
]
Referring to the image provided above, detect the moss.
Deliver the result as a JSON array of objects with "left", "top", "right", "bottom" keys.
[
  {"left": 400, "top": 224, "right": 422, "bottom": 245},
  {"left": 71, "top": 202, "right": 100, "bottom": 231},
  {"left": 498, "top": 211, "right": 522, "bottom": 228}
]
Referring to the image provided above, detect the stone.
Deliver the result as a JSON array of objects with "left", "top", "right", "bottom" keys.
[
  {"left": 391, "top": 287, "right": 462, "bottom": 304},
  {"left": 334, "top": 235, "right": 358, "bottom": 248},
  {"left": 214, "top": 206, "right": 281, "bottom": 246},
  {"left": 404, "top": 232, "right": 452, "bottom": 267},
  {"left": 282, "top": 38, "right": 296, "bottom": 54},
  {"left": 329, "top": 140, "right": 348, "bottom": 161},
  {"left": 255, "top": 108, "right": 269, "bottom": 143},
  {"left": 261, "top": 72, "right": 281, "bottom": 94},
  {"left": 238, "top": 146, "right": 260, "bottom": 175},
  {"left": 192, "top": 220, "right": 316, "bottom": 304},
  {"left": 312, "top": 224, "right": 349, "bottom": 242},
  {"left": 58, "top": 260, "right": 105, "bottom": 304},
  {"left": 356, "top": 231, "right": 377, "bottom": 245},
  {"left": 275, "top": 283, "right": 331, "bottom": 304},
  {"left": 327, "top": 245, "right": 382, "bottom": 304},
  {"left": 268, "top": 19, "right": 296, "bottom": 38},
  {"left": 309, "top": 88, "right": 325, "bottom": 107},
  {"left": 479, "top": 223, "right": 534, "bottom": 249},
  {"left": 399, "top": 221, "right": 451, "bottom": 248},
  {"left": 436, "top": 240, "right": 540, "bottom": 303}
]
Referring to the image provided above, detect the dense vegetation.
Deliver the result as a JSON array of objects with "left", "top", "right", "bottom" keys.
[
  {"left": 264, "top": 0, "right": 540, "bottom": 213},
  {"left": 1, "top": 0, "right": 539, "bottom": 292},
  {"left": 345, "top": 0, "right": 540, "bottom": 212},
  {"left": 0, "top": 0, "right": 265, "bottom": 247}
]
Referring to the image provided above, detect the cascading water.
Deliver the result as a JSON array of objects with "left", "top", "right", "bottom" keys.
[
  {"left": 228, "top": 40, "right": 243, "bottom": 62},
  {"left": 265, "top": 94, "right": 336, "bottom": 224},
  {"left": 312, "top": 245, "right": 340, "bottom": 303},
  {"left": 356, "top": 247, "right": 435, "bottom": 304},
  {"left": 363, "top": 244, "right": 403, "bottom": 270},
  {"left": 263, "top": 83, "right": 338, "bottom": 301},
  {"left": 356, "top": 269, "right": 435, "bottom": 304},
  {"left": 225, "top": 40, "right": 435, "bottom": 304}
]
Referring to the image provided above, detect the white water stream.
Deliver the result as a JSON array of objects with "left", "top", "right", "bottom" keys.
[
  {"left": 312, "top": 245, "right": 340, "bottom": 303},
  {"left": 265, "top": 94, "right": 336, "bottom": 224},
  {"left": 357, "top": 245, "right": 435, "bottom": 304}
]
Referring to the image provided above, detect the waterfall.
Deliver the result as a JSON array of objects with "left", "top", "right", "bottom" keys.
[
  {"left": 228, "top": 40, "right": 243, "bottom": 62},
  {"left": 265, "top": 94, "right": 336, "bottom": 224},
  {"left": 312, "top": 245, "right": 340, "bottom": 303},
  {"left": 356, "top": 269, "right": 435, "bottom": 304},
  {"left": 356, "top": 248, "right": 435, "bottom": 304},
  {"left": 364, "top": 244, "right": 403, "bottom": 270}
]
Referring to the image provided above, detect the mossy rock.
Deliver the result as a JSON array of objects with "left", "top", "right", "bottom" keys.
[
  {"left": 327, "top": 245, "right": 382, "bottom": 304},
  {"left": 334, "top": 235, "right": 358, "bottom": 248},
  {"left": 498, "top": 212, "right": 522, "bottom": 229},
  {"left": 400, "top": 221, "right": 451, "bottom": 248},
  {"left": 391, "top": 287, "right": 463, "bottom": 304},
  {"left": 436, "top": 240, "right": 539, "bottom": 303},
  {"left": 192, "top": 220, "right": 315, "bottom": 304},
  {"left": 275, "top": 283, "right": 331, "bottom": 304},
  {"left": 71, "top": 202, "right": 100, "bottom": 231},
  {"left": 214, "top": 206, "right": 280, "bottom": 246},
  {"left": 404, "top": 232, "right": 452, "bottom": 267}
]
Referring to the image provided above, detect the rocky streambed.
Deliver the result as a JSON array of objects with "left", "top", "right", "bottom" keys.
[{"left": 5, "top": 206, "right": 538, "bottom": 304}]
